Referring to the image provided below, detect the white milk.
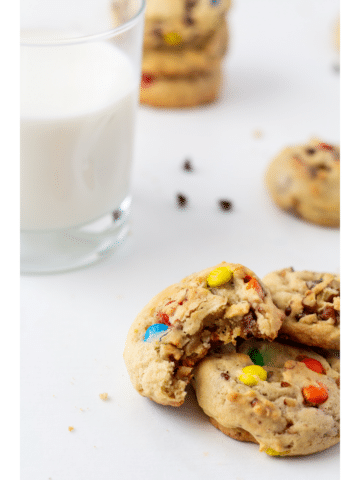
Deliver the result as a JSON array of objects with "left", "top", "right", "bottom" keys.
[{"left": 21, "top": 40, "right": 137, "bottom": 231}]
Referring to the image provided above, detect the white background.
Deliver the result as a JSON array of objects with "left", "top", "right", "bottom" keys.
[{"left": 20, "top": 1, "right": 341, "bottom": 479}]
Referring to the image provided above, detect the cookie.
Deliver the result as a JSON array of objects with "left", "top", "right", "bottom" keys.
[
  {"left": 141, "top": 20, "right": 228, "bottom": 76},
  {"left": 140, "top": 68, "right": 222, "bottom": 107},
  {"left": 192, "top": 340, "right": 340, "bottom": 456},
  {"left": 265, "top": 138, "right": 340, "bottom": 227},
  {"left": 139, "top": 0, "right": 232, "bottom": 49},
  {"left": 262, "top": 268, "right": 340, "bottom": 350},
  {"left": 123, "top": 262, "right": 284, "bottom": 406}
]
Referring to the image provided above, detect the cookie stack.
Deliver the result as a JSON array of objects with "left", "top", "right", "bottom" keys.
[
  {"left": 112, "top": 0, "right": 232, "bottom": 108},
  {"left": 124, "top": 262, "right": 340, "bottom": 457}
]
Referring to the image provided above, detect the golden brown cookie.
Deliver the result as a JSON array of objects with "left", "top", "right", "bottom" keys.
[
  {"left": 265, "top": 138, "right": 340, "bottom": 227},
  {"left": 263, "top": 268, "right": 340, "bottom": 350},
  {"left": 128, "top": 0, "right": 232, "bottom": 49},
  {"left": 192, "top": 340, "right": 340, "bottom": 456},
  {"left": 123, "top": 262, "right": 284, "bottom": 406},
  {"left": 141, "top": 20, "right": 228, "bottom": 76},
  {"left": 139, "top": 68, "right": 222, "bottom": 107}
]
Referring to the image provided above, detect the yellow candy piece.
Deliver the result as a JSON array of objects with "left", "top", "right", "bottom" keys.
[
  {"left": 163, "top": 32, "right": 182, "bottom": 46},
  {"left": 242, "top": 365, "right": 267, "bottom": 381},
  {"left": 239, "top": 373, "right": 259, "bottom": 387},
  {"left": 265, "top": 447, "right": 289, "bottom": 456},
  {"left": 207, "top": 266, "right": 233, "bottom": 288}
]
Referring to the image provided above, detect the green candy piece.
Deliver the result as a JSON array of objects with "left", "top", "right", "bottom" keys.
[{"left": 248, "top": 348, "right": 264, "bottom": 366}]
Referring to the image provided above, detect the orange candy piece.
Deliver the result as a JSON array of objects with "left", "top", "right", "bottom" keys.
[
  {"left": 302, "top": 383, "right": 328, "bottom": 404},
  {"left": 245, "top": 276, "right": 265, "bottom": 299},
  {"left": 300, "top": 357, "right": 325, "bottom": 374}
]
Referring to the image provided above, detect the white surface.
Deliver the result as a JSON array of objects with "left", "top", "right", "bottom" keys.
[{"left": 21, "top": 1, "right": 340, "bottom": 479}]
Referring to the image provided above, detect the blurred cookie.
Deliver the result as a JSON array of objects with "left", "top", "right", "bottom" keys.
[
  {"left": 140, "top": 0, "right": 232, "bottom": 49},
  {"left": 265, "top": 138, "right": 340, "bottom": 227},
  {"left": 263, "top": 268, "right": 340, "bottom": 350},
  {"left": 142, "top": 20, "right": 228, "bottom": 76},
  {"left": 123, "top": 262, "right": 283, "bottom": 406},
  {"left": 140, "top": 68, "right": 222, "bottom": 107},
  {"left": 192, "top": 340, "right": 340, "bottom": 456}
]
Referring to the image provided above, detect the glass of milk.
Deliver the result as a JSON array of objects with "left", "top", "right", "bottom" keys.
[{"left": 20, "top": 0, "right": 145, "bottom": 273}]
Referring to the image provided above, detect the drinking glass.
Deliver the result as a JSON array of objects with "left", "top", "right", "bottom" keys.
[{"left": 20, "top": 0, "right": 145, "bottom": 273}]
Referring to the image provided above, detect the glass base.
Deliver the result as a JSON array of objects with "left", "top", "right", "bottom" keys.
[{"left": 20, "top": 196, "right": 131, "bottom": 274}]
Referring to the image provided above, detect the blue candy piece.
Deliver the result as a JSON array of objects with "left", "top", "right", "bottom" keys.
[{"left": 144, "top": 323, "right": 169, "bottom": 342}]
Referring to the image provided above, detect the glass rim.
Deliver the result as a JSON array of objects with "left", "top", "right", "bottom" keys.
[{"left": 20, "top": 0, "right": 146, "bottom": 47}]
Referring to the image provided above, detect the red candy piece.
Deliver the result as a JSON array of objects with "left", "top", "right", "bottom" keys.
[
  {"left": 317, "top": 142, "right": 333, "bottom": 151},
  {"left": 157, "top": 312, "right": 171, "bottom": 326},
  {"left": 302, "top": 383, "right": 328, "bottom": 404},
  {"left": 300, "top": 357, "right": 325, "bottom": 374},
  {"left": 141, "top": 73, "right": 155, "bottom": 88}
]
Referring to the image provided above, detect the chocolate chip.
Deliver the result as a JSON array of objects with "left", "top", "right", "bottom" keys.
[
  {"left": 182, "top": 159, "right": 194, "bottom": 172},
  {"left": 250, "top": 398, "right": 258, "bottom": 407},
  {"left": 219, "top": 200, "right": 233, "bottom": 211},
  {"left": 281, "top": 382, "right": 291, "bottom": 387},
  {"left": 306, "top": 279, "right": 323, "bottom": 289},
  {"left": 112, "top": 209, "right": 122, "bottom": 221},
  {"left": 221, "top": 372, "right": 230, "bottom": 380},
  {"left": 305, "top": 148, "right": 316, "bottom": 155},
  {"left": 285, "top": 306, "right": 292, "bottom": 316},
  {"left": 176, "top": 193, "right": 188, "bottom": 208},
  {"left": 184, "top": 16, "right": 195, "bottom": 26}
]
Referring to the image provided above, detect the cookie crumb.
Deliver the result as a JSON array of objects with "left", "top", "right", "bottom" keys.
[
  {"left": 218, "top": 199, "right": 233, "bottom": 212},
  {"left": 253, "top": 130, "right": 263, "bottom": 138},
  {"left": 182, "top": 159, "right": 194, "bottom": 172},
  {"left": 68, "top": 426, "right": 74, "bottom": 432},
  {"left": 99, "top": 393, "right": 108, "bottom": 400},
  {"left": 176, "top": 193, "right": 188, "bottom": 208}
]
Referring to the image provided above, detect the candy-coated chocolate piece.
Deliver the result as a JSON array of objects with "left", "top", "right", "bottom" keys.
[
  {"left": 302, "top": 383, "right": 328, "bottom": 404},
  {"left": 239, "top": 372, "right": 258, "bottom": 387},
  {"left": 300, "top": 357, "right": 325, "bottom": 374},
  {"left": 141, "top": 73, "right": 155, "bottom": 89},
  {"left": 242, "top": 365, "right": 267, "bottom": 381},
  {"left": 163, "top": 32, "right": 182, "bottom": 46},
  {"left": 248, "top": 348, "right": 264, "bottom": 366},
  {"left": 207, "top": 266, "right": 233, "bottom": 287},
  {"left": 245, "top": 277, "right": 265, "bottom": 299},
  {"left": 265, "top": 447, "right": 290, "bottom": 456},
  {"left": 144, "top": 323, "right": 169, "bottom": 342}
]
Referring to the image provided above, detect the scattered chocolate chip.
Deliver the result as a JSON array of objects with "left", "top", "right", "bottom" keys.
[
  {"left": 221, "top": 372, "right": 230, "bottom": 380},
  {"left": 285, "top": 306, "right": 292, "bottom": 316},
  {"left": 281, "top": 382, "right": 291, "bottom": 387},
  {"left": 305, "top": 148, "right": 316, "bottom": 155},
  {"left": 219, "top": 200, "right": 233, "bottom": 211},
  {"left": 112, "top": 209, "right": 122, "bottom": 221},
  {"left": 176, "top": 193, "right": 188, "bottom": 208},
  {"left": 182, "top": 159, "right": 194, "bottom": 172},
  {"left": 250, "top": 398, "right": 259, "bottom": 407}
]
